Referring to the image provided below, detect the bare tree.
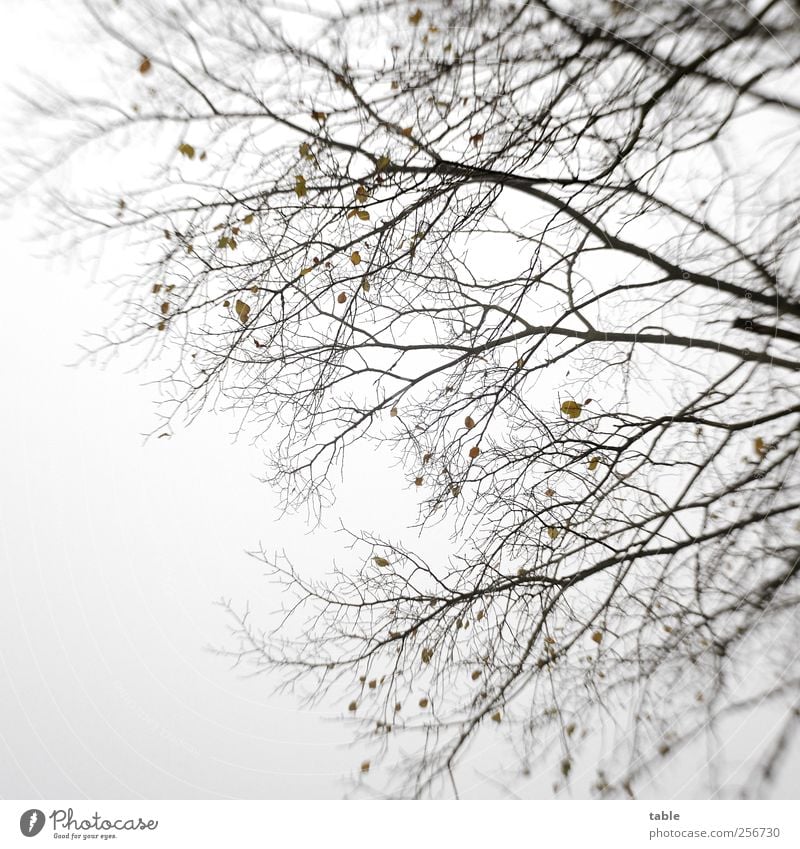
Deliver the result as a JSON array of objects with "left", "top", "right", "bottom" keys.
[{"left": 15, "top": 0, "right": 800, "bottom": 797}]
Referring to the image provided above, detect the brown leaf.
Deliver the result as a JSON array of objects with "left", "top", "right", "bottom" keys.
[
  {"left": 471, "top": 670, "right": 481, "bottom": 680},
  {"left": 418, "top": 698, "right": 429, "bottom": 708},
  {"left": 138, "top": 57, "right": 152, "bottom": 74},
  {"left": 350, "top": 250, "right": 362, "bottom": 265},
  {"left": 360, "top": 760, "right": 370, "bottom": 773},
  {"left": 337, "top": 292, "right": 347, "bottom": 304},
  {"left": 491, "top": 711, "right": 501, "bottom": 723},
  {"left": 348, "top": 701, "right": 357, "bottom": 712},
  {"left": 588, "top": 457, "right": 600, "bottom": 471},
  {"left": 234, "top": 300, "right": 251, "bottom": 323},
  {"left": 468, "top": 445, "right": 480, "bottom": 459},
  {"left": 414, "top": 476, "right": 423, "bottom": 486},
  {"left": 408, "top": 8, "right": 423, "bottom": 25},
  {"left": 373, "top": 556, "right": 390, "bottom": 567},
  {"left": 294, "top": 175, "right": 307, "bottom": 198},
  {"left": 464, "top": 415, "right": 475, "bottom": 430},
  {"left": 591, "top": 630, "right": 603, "bottom": 643},
  {"left": 160, "top": 302, "right": 169, "bottom": 315}
]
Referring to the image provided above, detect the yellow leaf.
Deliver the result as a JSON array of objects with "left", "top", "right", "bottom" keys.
[
  {"left": 491, "top": 711, "right": 501, "bottom": 723},
  {"left": 356, "top": 209, "right": 370, "bottom": 221},
  {"left": 177, "top": 142, "right": 195, "bottom": 159},
  {"left": 355, "top": 185, "right": 368, "bottom": 203},
  {"left": 376, "top": 155, "right": 391, "bottom": 171},
  {"left": 234, "top": 300, "right": 251, "bottom": 323},
  {"left": 294, "top": 175, "right": 307, "bottom": 198},
  {"left": 299, "top": 142, "right": 314, "bottom": 160},
  {"left": 373, "top": 556, "right": 390, "bottom": 567},
  {"left": 754, "top": 437, "right": 767, "bottom": 458},
  {"left": 350, "top": 250, "right": 362, "bottom": 265},
  {"left": 243, "top": 214, "right": 254, "bottom": 225},
  {"left": 138, "top": 57, "right": 151, "bottom": 74},
  {"left": 299, "top": 267, "right": 313, "bottom": 276},
  {"left": 588, "top": 457, "right": 599, "bottom": 471},
  {"left": 547, "top": 527, "right": 559, "bottom": 540},
  {"left": 409, "top": 8, "right": 423, "bottom": 25},
  {"left": 560, "top": 399, "right": 582, "bottom": 419}
]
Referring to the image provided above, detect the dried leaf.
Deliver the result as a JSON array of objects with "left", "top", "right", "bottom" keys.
[
  {"left": 588, "top": 457, "right": 600, "bottom": 471},
  {"left": 409, "top": 8, "right": 423, "bottom": 25},
  {"left": 177, "top": 142, "right": 196, "bottom": 159},
  {"left": 591, "top": 630, "right": 603, "bottom": 643},
  {"left": 337, "top": 292, "right": 347, "bottom": 304},
  {"left": 471, "top": 670, "right": 481, "bottom": 680},
  {"left": 464, "top": 415, "right": 475, "bottom": 430},
  {"left": 234, "top": 300, "right": 251, "bottom": 323},
  {"left": 360, "top": 760, "right": 370, "bottom": 773},
  {"left": 491, "top": 711, "right": 501, "bottom": 723},
  {"left": 348, "top": 701, "right": 357, "bottom": 712},
  {"left": 468, "top": 445, "right": 480, "bottom": 459},
  {"left": 373, "top": 556, "right": 390, "bottom": 567},
  {"left": 350, "top": 250, "right": 362, "bottom": 265},
  {"left": 418, "top": 698, "right": 429, "bottom": 708},
  {"left": 560, "top": 399, "right": 582, "bottom": 419},
  {"left": 138, "top": 57, "right": 152, "bottom": 74},
  {"left": 294, "top": 175, "right": 307, "bottom": 198},
  {"left": 421, "top": 647, "right": 433, "bottom": 663},
  {"left": 547, "top": 527, "right": 559, "bottom": 540}
]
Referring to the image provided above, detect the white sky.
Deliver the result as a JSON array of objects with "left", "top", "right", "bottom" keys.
[{"left": 1, "top": 0, "right": 798, "bottom": 801}]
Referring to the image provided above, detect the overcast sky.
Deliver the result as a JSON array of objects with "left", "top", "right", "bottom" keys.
[{"left": 2, "top": 0, "right": 798, "bottom": 801}]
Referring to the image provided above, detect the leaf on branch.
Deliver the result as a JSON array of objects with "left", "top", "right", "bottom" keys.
[
  {"left": 547, "top": 527, "right": 559, "bottom": 540},
  {"left": 754, "top": 437, "right": 767, "bottom": 458},
  {"left": 468, "top": 445, "right": 480, "bottom": 459},
  {"left": 373, "top": 556, "right": 390, "bottom": 567},
  {"left": 415, "top": 477, "right": 423, "bottom": 486},
  {"left": 422, "top": 452, "right": 432, "bottom": 464},
  {"left": 299, "top": 267, "right": 313, "bottom": 276},
  {"left": 376, "top": 155, "right": 391, "bottom": 171},
  {"left": 138, "top": 56, "right": 151, "bottom": 74},
  {"left": 421, "top": 647, "right": 433, "bottom": 663},
  {"left": 348, "top": 701, "right": 357, "bottom": 712},
  {"left": 368, "top": 679, "right": 377, "bottom": 689},
  {"left": 560, "top": 399, "right": 582, "bottom": 419},
  {"left": 234, "top": 300, "right": 251, "bottom": 323},
  {"left": 243, "top": 214, "right": 254, "bottom": 225},
  {"left": 469, "top": 133, "right": 484, "bottom": 147},
  {"left": 471, "top": 670, "right": 481, "bottom": 680},
  {"left": 464, "top": 415, "right": 475, "bottom": 430},
  {"left": 360, "top": 761, "right": 370, "bottom": 773},
  {"left": 418, "top": 698, "right": 429, "bottom": 708},
  {"left": 311, "top": 110, "right": 327, "bottom": 123},
  {"left": 294, "top": 175, "right": 307, "bottom": 198},
  {"left": 177, "top": 142, "right": 195, "bottom": 159},
  {"left": 337, "top": 292, "right": 347, "bottom": 304},
  {"left": 409, "top": 8, "right": 423, "bottom": 25},
  {"left": 591, "top": 631, "right": 603, "bottom": 643},
  {"left": 361, "top": 279, "right": 370, "bottom": 292},
  {"left": 389, "top": 406, "right": 398, "bottom": 417},
  {"left": 160, "top": 302, "right": 169, "bottom": 315},
  {"left": 152, "top": 283, "right": 161, "bottom": 294},
  {"left": 350, "top": 250, "right": 362, "bottom": 265},
  {"left": 588, "top": 457, "right": 600, "bottom": 471},
  {"left": 355, "top": 185, "right": 368, "bottom": 203},
  {"left": 299, "top": 142, "right": 314, "bottom": 161},
  {"left": 401, "top": 126, "right": 413, "bottom": 137},
  {"left": 491, "top": 711, "right": 501, "bottom": 723}
]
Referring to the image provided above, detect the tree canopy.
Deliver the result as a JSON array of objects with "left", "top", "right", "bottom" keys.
[{"left": 18, "top": 0, "right": 800, "bottom": 797}]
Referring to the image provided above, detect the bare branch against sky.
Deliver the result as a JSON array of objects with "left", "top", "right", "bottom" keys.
[{"left": 8, "top": 0, "right": 800, "bottom": 799}]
